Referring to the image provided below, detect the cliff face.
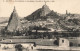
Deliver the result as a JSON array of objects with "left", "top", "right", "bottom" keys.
[
  {"left": 6, "top": 7, "right": 22, "bottom": 32},
  {"left": 40, "top": 4, "right": 51, "bottom": 16}
]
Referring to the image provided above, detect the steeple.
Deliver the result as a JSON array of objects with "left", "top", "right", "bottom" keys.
[
  {"left": 13, "top": 6, "right": 15, "bottom": 11},
  {"left": 66, "top": 10, "right": 68, "bottom": 15},
  {"left": 45, "top": 1, "right": 47, "bottom": 5},
  {"left": 13, "top": 6, "right": 17, "bottom": 13}
]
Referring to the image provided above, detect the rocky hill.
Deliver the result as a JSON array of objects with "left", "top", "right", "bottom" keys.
[
  {"left": 1, "top": 5, "right": 80, "bottom": 31},
  {"left": 24, "top": 4, "right": 80, "bottom": 31},
  {"left": 24, "top": 4, "right": 60, "bottom": 21}
]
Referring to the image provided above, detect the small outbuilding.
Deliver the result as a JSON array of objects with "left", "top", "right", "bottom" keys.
[
  {"left": 54, "top": 38, "right": 69, "bottom": 47},
  {"left": 58, "top": 38, "right": 69, "bottom": 47}
]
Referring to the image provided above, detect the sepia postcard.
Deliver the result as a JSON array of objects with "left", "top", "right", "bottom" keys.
[{"left": 0, "top": 0, "right": 80, "bottom": 51}]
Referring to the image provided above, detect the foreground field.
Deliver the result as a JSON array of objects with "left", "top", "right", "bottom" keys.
[
  {"left": 0, "top": 49, "right": 80, "bottom": 51},
  {"left": 0, "top": 39, "right": 56, "bottom": 46},
  {"left": 1, "top": 37, "right": 80, "bottom": 46}
]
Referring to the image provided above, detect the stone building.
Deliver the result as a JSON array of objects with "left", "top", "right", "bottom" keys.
[
  {"left": 58, "top": 38, "right": 69, "bottom": 47},
  {"left": 54, "top": 38, "right": 69, "bottom": 47}
]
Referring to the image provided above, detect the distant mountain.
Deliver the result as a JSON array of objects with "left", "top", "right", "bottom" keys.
[{"left": 0, "top": 17, "right": 9, "bottom": 24}]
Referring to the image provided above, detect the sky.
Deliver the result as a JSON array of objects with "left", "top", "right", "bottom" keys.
[{"left": 0, "top": 0, "right": 80, "bottom": 17}]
